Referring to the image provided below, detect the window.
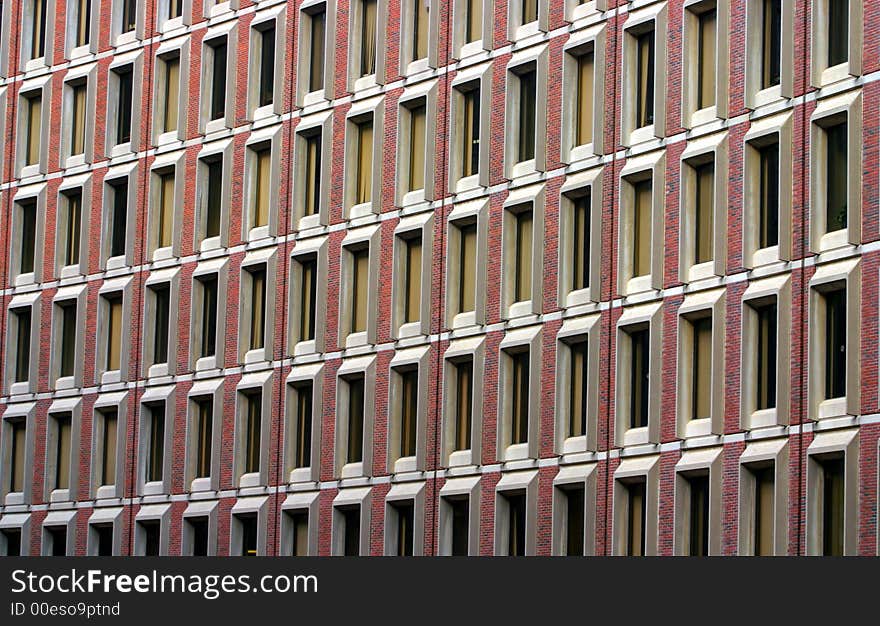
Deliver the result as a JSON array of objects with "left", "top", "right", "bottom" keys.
[
  {"left": 289, "top": 512, "right": 309, "bottom": 556},
  {"left": 308, "top": 8, "right": 326, "bottom": 92},
  {"left": 635, "top": 28, "right": 655, "bottom": 128},
  {"left": 47, "top": 527, "right": 67, "bottom": 556},
  {"left": 828, "top": 0, "right": 848, "bottom": 67},
  {"left": 302, "top": 133, "right": 322, "bottom": 218},
  {"left": 17, "top": 199, "right": 37, "bottom": 275},
  {"left": 258, "top": 24, "right": 276, "bottom": 107},
  {"left": 503, "top": 492, "right": 526, "bottom": 556},
  {"left": 350, "top": 247, "right": 369, "bottom": 335},
  {"left": 94, "top": 525, "right": 113, "bottom": 556},
  {"left": 823, "top": 121, "right": 848, "bottom": 234},
  {"left": 818, "top": 456, "right": 845, "bottom": 556},
  {"left": 398, "top": 368, "right": 418, "bottom": 459},
  {"left": 140, "top": 521, "right": 161, "bottom": 555},
  {"left": 50, "top": 413, "right": 72, "bottom": 491},
  {"left": 693, "top": 162, "right": 714, "bottom": 265},
  {"left": 684, "top": 474, "right": 709, "bottom": 556},
  {"left": 297, "top": 257, "right": 317, "bottom": 343},
  {"left": 571, "top": 194, "right": 590, "bottom": 292},
  {"left": 628, "top": 329, "right": 649, "bottom": 430},
  {"left": 30, "top": 0, "right": 47, "bottom": 59},
  {"left": 822, "top": 287, "right": 846, "bottom": 401},
  {"left": 460, "top": 86, "right": 480, "bottom": 178},
  {"left": 208, "top": 38, "right": 227, "bottom": 122},
  {"left": 354, "top": 118, "right": 374, "bottom": 206},
  {"left": 168, "top": 0, "right": 182, "bottom": 19},
  {"left": 346, "top": 376, "right": 365, "bottom": 464},
  {"left": 456, "top": 221, "right": 476, "bottom": 314},
  {"left": 104, "top": 294, "right": 123, "bottom": 372},
  {"left": 448, "top": 497, "right": 469, "bottom": 555},
  {"left": 464, "top": 0, "right": 481, "bottom": 44},
  {"left": 2, "top": 529, "right": 22, "bottom": 556},
  {"left": 575, "top": 51, "right": 594, "bottom": 147},
  {"left": 452, "top": 359, "right": 473, "bottom": 453},
  {"left": 690, "top": 317, "right": 712, "bottom": 421},
  {"left": 198, "top": 276, "right": 218, "bottom": 358},
  {"left": 145, "top": 404, "right": 165, "bottom": 483},
  {"left": 404, "top": 101, "right": 426, "bottom": 193},
  {"left": 402, "top": 236, "right": 422, "bottom": 325},
  {"left": 194, "top": 397, "right": 212, "bottom": 479},
  {"left": 151, "top": 284, "right": 170, "bottom": 366},
  {"left": 24, "top": 92, "right": 42, "bottom": 166},
  {"left": 160, "top": 54, "right": 180, "bottom": 133},
  {"left": 515, "top": 67, "right": 536, "bottom": 163},
  {"left": 251, "top": 146, "right": 272, "bottom": 229},
  {"left": 391, "top": 501, "right": 415, "bottom": 556},
  {"left": 511, "top": 208, "right": 532, "bottom": 304},
  {"left": 12, "top": 308, "right": 32, "bottom": 383},
  {"left": 186, "top": 517, "right": 209, "bottom": 556},
  {"left": 567, "top": 339, "right": 588, "bottom": 439},
  {"left": 754, "top": 301, "right": 777, "bottom": 411},
  {"left": 121, "top": 0, "right": 137, "bottom": 33},
  {"left": 57, "top": 301, "right": 77, "bottom": 379},
  {"left": 758, "top": 140, "right": 779, "bottom": 249},
  {"left": 241, "top": 392, "right": 262, "bottom": 475},
  {"left": 761, "top": 0, "right": 781, "bottom": 89},
  {"left": 99, "top": 410, "right": 117, "bottom": 487},
  {"left": 359, "top": 0, "right": 378, "bottom": 77},
  {"left": 624, "top": 480, "right": 647, "bottom": 556},
  {"left": 561, "top": 485, "right": 585, "bottom": 556},
  {"left": 60, "top": 190, "right": 82, "bottom": 268},
  {"left": 508, "top": 350, "right": 529, "bottom": 447},
  {"left": 341, "top": 506, "right": 361, "bottom": 555},
  {"left": 521, "top": 0, "right": 537, "bottom": 24},
  {"left": 156, "top": 170, "right": 175, "bottom": 250},
  {"left": 696, "top": 7, "right": 716, "bottom": 110},
  {"left": 292, "top": 383, "right": 313, "bottom": 469},
  {"left": 238, "top": 515, "right": 258, "bottom": 556},
  {"left": 243, "top": 267, "right": 266, "bottom": 351},
  {"left": 113, "top": 66, "right": 133, "bottom": 145},
  {"left": 203, "top": 156, "right": 223, "bottom": 241},
  {"left": 632, "top": 180, "right": 652, "bottom": 279},
  {"left": 108, "top": 179, "right": 128, "bottom": 259},
  {"left": 751, "top": 465, "right": 775, "bottom": 556},
  {"left": 69, "top": 82, "right": 87, "bottom": 157},
  {"left": 6, "top": 420, "right": 26, "bottom": 494}
]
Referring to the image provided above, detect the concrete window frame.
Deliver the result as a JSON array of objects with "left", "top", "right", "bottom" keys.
[
  {"left": 280, "top": 491, "right": 320, "bottom": 555},
  {"left": 445, "top": 198, "right": 489, "bottom": 329},
  {"left": 339, "top": 225, "right": 381, "bottom": 348},
  {"left": 673, "top": 446, "right": 722, "bottom": 555},
  {"left": 503, "top": 44, "right": 549, "bottom": 179},
  {"left": 391, "top": 213, "right": 433, "bottom": 339},
  {"left": 679, "top": 131, "right": 729, "bottom": 282},
  {"left": 1, "top": 402, "right": 37, "bottom": 506},
  {"left": 737, "top": 437, "right": 788, "bottom": 555},
  {"left": 5, "top": 292, "right": 41, "bottom": 395},
  {"left": 142, "top": 267, "right": 181, "bottom": 378},
  {"left": 91, "top": 391, "right": 128, "bottom": 500},
  {"left": 807, "top": 258, "right": 860, "bottom": 421},
  {"left": 148, "top": 151, "right": 186, "bottom": 261},
  {"left": 740, "top": 273, "right": 792, "bottom": 430},
  {"left": 681, "top": 0, "right": 730, "bottom": 129},
  {"left": 156, "top": 0, "right": 192, "bottom": 33},
  {"left": 137, "top": 385, "right": 175, "bottom": 496},
  {"left": 60, "top": 64, "right": 98, "bottom": 168},
  {"left": 134, "top": 504, "right": 171, "bottom": 555},
  {"left": 0, "top": 513, "right": 31, "bottom": 556},
  {"left": 618, "top": 149, "right": 666, "bottom": 295},
  {"left": 676, "top": 287, "right": 725, "bottom": 438},
  {"left": 387, "top": 346, "right": 431, "bottom": 474},
  {"left": 190, "top": 259, "right": 230, "bottom": 372},
  {"left": 612, "top": 454, "right": 660, "bottom": 555},
  {"left": 438, "top": 476, "right": 481, "bottom": 555},
  {"left": 9, "top": 184, "right": 47, "bottom": 286},
  {"left": 614, "top": 301, "right": 663, "bottom": 447},
  {"left": 237, "top": 247, "right": 278, "bottom": 364},
  {"left": 551, "top": 463, "right": 597, "bottom": 555},
  {"left": 55, "top": 174, "right": 92, "bottom": 278},
  {"left": 383, "top": 481, "right": 426, "bottom": 555},
  {"left": 181, "top": 500, "right": 218, "bottom": 556},
  {"left": 566, "top": 0, "right": 607, "bottom": 23},
  {"left": 288, "top": 236, "right": 329, "bottom": 355},
  {"left": 50, "top": 284, "right": 87, "bottom": 391},
  {"left": 806, "top": 428, "right": 859, "bottom": 555},
  {"left": 20, "top": 0, "right": 57, "bottom": 71},
  {"left": 395, "top": 80, "right": 439, "bottom": 207},
  {"left": 230, "top": 496, "right": 269, "bottom": 556},
  {"left": 184, "top": 378, "right": 224, "bottom": 492},
  {"left": 448, "top": 61, "right": 492, "bottom": 193},
  {"left": 44, "top": 398, "right": 82, "bottom": 503},
  {"left": 106, "top": 50, "right": 144, "bottom": 157},
  {"left": 203, "top": 0, "right": 240, "bottom": 21},
  {"left": 152, "top": 38, "right": 190, "bottom": 145},
  {"left": 243, "top": 126, "right": 283, "bottom": 241},
  {"left": 111, "top": 0, "right": 145, "bottom": 46},
  {"left": 742, "top": 111, "right": 793, "bottom": 268},
  {"left": 347, "top": 0, "right": 388, "bottom": 92},
  {"left": 494, "top": 470, "right": 539, "bottom": 555},
  {"left": 296, "top": 0, "right": 337, "bottom": 106},
  {"left": 809, "top": 90, "right": 862, "bottom": 253},
  {"left": 451, "top": 0, "right": 492, "bottom": 59},
  {"left": 284, "top": 363, "right": 324, "bottom": 484},
  {"left": 343, "top": 96, "right": 385, "bottom": 218},
  {"left": 332, "top": 487, "right": 372, "bottom": 555},
  {"left": 810, "top": 0, "right": 862, "bottom": 87},
  {"left": 558, "top": 168, "right": 603, "bottom": 307},
  {"left": 334, "top": 356, "right": 377, "bottom": 480},
  {"left": 501, "top": 183, "right": 545, "bottom": 319},
  {"left": 561, "top": 24, "right": 606, "bottom": 163},
  {"left": 199, "top": 22, "right": 238, "bottom": 134},
  {"left": 399, "top": 0, "right": 439, "bottom": 75},
  {"left": 16, "top": 77, "right": 51, "bottom": 178},
  {"left": 87, "top": 506, "right": 123, "bottom": 556},
  {"left": 507, "top": 0, "right": 547, "bottom": 42},
  {"left": 497, "top": 325, "right": 542, "bottom": 462},
  {"left": 96, "top": 276, "right": 134, "bottom": 385},
  {"left": 441, "top": 336, "right": 486, "bottom": 467},
  {"left": 247, "top": 6, "right": 287, "bottom": 120},
  {"left": 234, "top": 372, "right": 273, "bottom": 488},
  {"left": 292, "top": 111, "right": 333, "bottom": 229},
  {"left": 195, "top": 140, "right": 234, "bottom": 252},
  {"left": 101, "top": 163, "right": 138, "bottom": 270},
  {"left": 555, "top": 314, "right": 601, "bottom": 455},
  {"left": 41, "top": 510, "right": 77, "bottom": 556},
  {"left": 620, "top": 3, "right": 668, "bottom": 146},
  {"left": 744, "top": 0, "right": 794, "bottom": 109}
]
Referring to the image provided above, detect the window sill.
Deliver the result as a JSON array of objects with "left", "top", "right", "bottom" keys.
[
  {"left": 687, "top": 261, "right": 716, "bottom": 283},
  {"left": 746, "top": 407, "right": 779, "bottom": 430},
  {"left": 454, "top": 174, "right": 482, "bottom": 194},
  {"left": 205, "top": 118, "right": 228, "bottom": 135},
  {"left": 293, "top": 339, "right": 317, "bottom": 356},
  {"left": 239, "top": 472, "right": 261, "bottom": 489},
  {"left": 106, "top": 255, "right": 127, "bottom": 271},
  {"left": 353, "top": 74, "right": 378, "bottom": 93},
  {"left": 296, "top": 213, "right": 322, "bottom": 232},
  {"left": 348, "top": 201, "right": 374, "bottom": 219},
  {"left": 564, "top": 288, "right": 593, "bottom": 309},
  {"left": 95, "top": 485, "right": 117, "bottom": 499},
  {"left": 818, "top": 229, "right": 850, "bottom": 253},
  {"left": 148, "top": 363, "right": 169, "bottom": 378},
  {"left": 49, "top": 488, "right": 70, "bottom": 503},
  {"left": 302, "top": 89, "right": 327, "bottom": 108},
  {"left": 397, "top": 321, "right": 423, "bottom": 339},
  {"left": 817, "top": 397, "right": 848, "bottom": 420},
  {"left": 563, "top": 435, "right": 588, "bottom": 455},
  {"left": 503, "top": 443, "right": 529, "bottom": 461},
  {"left": 507, "top": 300, "right": 533, "bottom": 320},
  {"left": 159, "top": 17, "right": 185, "bottom": 35},
  {"left": 569, "top": 1, "right": 600, "bottom": 24},
  {"left": 684, "top": 417, "right": 712, "bottom": 439},
  {"left": 394, "top": 456, "right": 417, "bottom": 474},
  {"left": 13, "top": 272, "right": 36, "bottom": 287},
  {"left": 289, "top": 467, "right": 313, "bottom": 484},
  {"left": 405, "top": 58, "right": 430, "bottom": 77},
  {"left": 195, "top": 356, "right": 217, "bottom": 371},
  {"left": 448, "top": 449, "right": 472, "bottom": 467},
  {"left": 451, "top": 311, "right": 477, "bottom": 329},
  {"left": 55, "top": 376, "right": 76, "bottom": 391},
  {"left": 751, "top": 85, "right": 783, "bottom": 109},
  {"left": 252, "top": 103, "right": 278, "bottom": 121},
  {"left": 4, "top": 492, "right": 24, "bottom": 506},
  {"left": 156, "top": 130, "right": 181, "bottom": 146},
  {"left": 208, "top": 1, "right": 231, "bottom": 18},
  {"left": 152, "top": 246, "right": 174, "bottom": 262},
  {"left": 59, "top": 264, "right": 81, "bottom": 280},
  {"left": 69, "top": 44, "right": 94, "bottom": 60},
  {"left": 625, "top": 275, "right": 653, "bottom": 296},
  {"left": 110, "top": 142, "right": 133, "bottom": 158},
  {"left": 248, "top": 225, "right": 271, "bottom": 242},
  {"left": 101, "top": 370, "right": 122, "bottom": 385},
  {"left": 341, "top": 462, "right": 364, "bottom": 479},
  {"left": 142, "top": 480, "right": 165, "bottom": 496},
  {"left": 345, "top": 331, "right": 369, "bottom": 349},
  {"left": 114, "top": 31, "right": 139, "bottom": 48},
  {"left": 200, "top": 236, "right": 222, "bottom": 253},
  {"left": 688, "top": 106, "right": 717, "bottom": 129},
  {"left": 623, "top": 426, "right": 649, "bottom": 447},
  {"left": 19, "top": 164, "right": 41, "bottom": 179},
  {"left": 244, "top": 348, "right": 267, "bottom": 365},
  {"left": 627, "top": 124, "right": 656, "bottom": 147},
  {"left": 9, "top": 382, "right": 31, "bottom": 396},
  {"left": 510, "top": 159, "right": 537, "bottom": 180},
  {"left": 401, "top": 189, "right": 426, "bottom": 207},
  {"left": 817, "top": 63, "right": 852, "bottom": 88},
  {"left": 24, "top": 57, "right": 47, "bottom": 73},
  {"left": 512, "top": 21, "right": 541, "bottom": 44},
  {"left": 190, "top": 477, "right": 212, "bottom": 493},
  {"left": 568, "top": 143, "right": 598, "bottom": 164},
  {"left": 458, "top": 41, "right": 486, "bottom": 60},
  {"left": 751, "top": 245, "right": 780, "bottom": 268}
]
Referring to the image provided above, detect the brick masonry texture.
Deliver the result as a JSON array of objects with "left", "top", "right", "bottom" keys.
[{"left": 0, "top": 0, "right": 877, "bottom": 556}]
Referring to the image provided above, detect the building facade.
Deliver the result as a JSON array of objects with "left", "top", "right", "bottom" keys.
[{"left": 0, "top": 0, "right": 876, "bottom": 556}]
